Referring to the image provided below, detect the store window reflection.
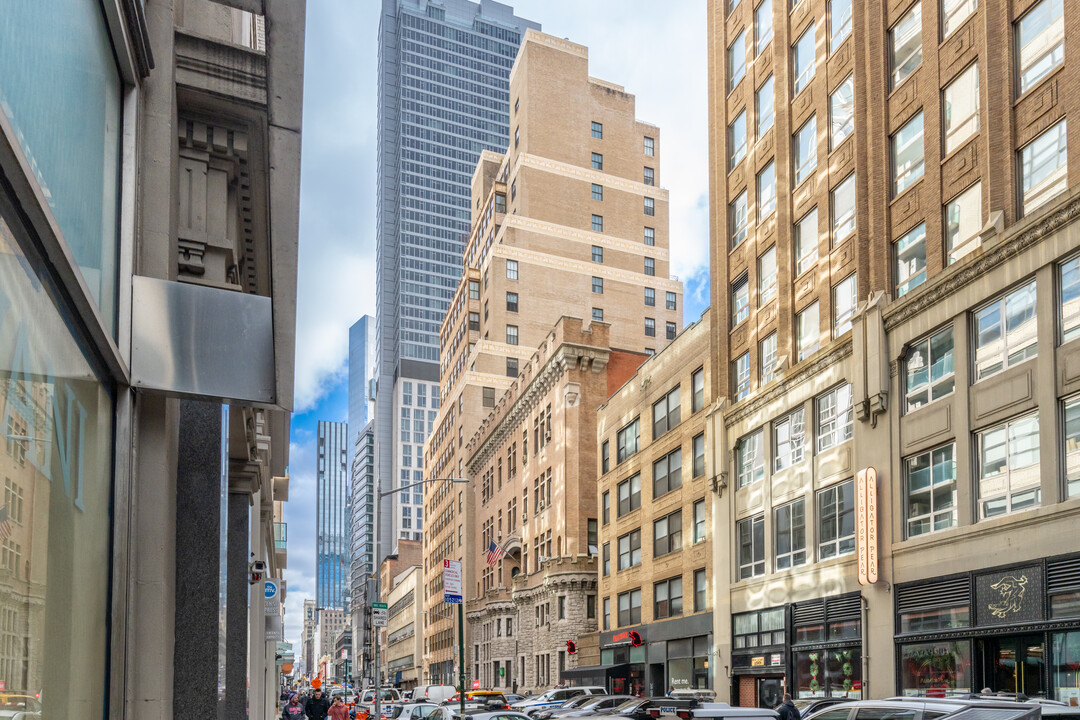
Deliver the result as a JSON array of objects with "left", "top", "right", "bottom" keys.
[
  {"left": 900, "top": 641, "right": 972, "bottom": 696},
  {"left": 0, "top": 212, "right": 113, "bottom": 715},
  {"left": 1053, "top": 631, "right": 1080, "bottom": 706}
]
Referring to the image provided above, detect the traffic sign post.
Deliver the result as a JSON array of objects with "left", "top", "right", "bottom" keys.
[
  {"left": 372, "top": 602, "right": 388, "bottom": 628},
  {"left": 443, "top": 558, "right": 462, "bottom": 604}
]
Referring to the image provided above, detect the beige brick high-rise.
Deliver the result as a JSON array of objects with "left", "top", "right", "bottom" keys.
[
  {"left": 422, "top": 28, "right": 683, "bottom": 687},
  {"left": 707, "top": 0, "right": 1080, "bottom": 705}
]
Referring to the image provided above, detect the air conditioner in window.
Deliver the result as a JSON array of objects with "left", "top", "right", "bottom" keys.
[{"left": 544, "top": 431, "right": 551, "bottom": 442}]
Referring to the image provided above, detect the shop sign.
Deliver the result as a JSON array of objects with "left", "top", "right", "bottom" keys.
[
  {"left": 611, "top": 629, "right": 646, "bottom": 645},
  {"left": 751, "top": 657, "right": 765, "bottom": 667},
  {"left": 975, "top": 565, "right": 1043, "bottom": 626},
  {"left": 856, "top": 468, "right": 879, "bottom": 586},
  {"left": 771, "top": 654, "right": 781, "bottom": 666}
]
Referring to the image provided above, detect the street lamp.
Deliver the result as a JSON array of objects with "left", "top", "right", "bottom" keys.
[{"left": 373, "top": 476, "right": 467, "bottom": 720}]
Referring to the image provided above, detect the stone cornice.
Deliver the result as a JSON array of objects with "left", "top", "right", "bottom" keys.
[
  {"left": 883, "top": 191, "right": 1080, "bottom": 331},
  {"left": 174, "top": 30, "right": 267, "bottom": 106},
  {"left": 491, "top": 244, "right": 682, "bottom": 293},
  {"left": 516, "top": 153, "right": 669, "bottom": 202},
  {"left": 500, "top": 213, "right": 669, "bottom": 260}
]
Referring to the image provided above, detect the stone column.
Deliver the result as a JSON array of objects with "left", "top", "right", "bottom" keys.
[{"left": 226, "top": 491, "right": 250, "bottom": 717}]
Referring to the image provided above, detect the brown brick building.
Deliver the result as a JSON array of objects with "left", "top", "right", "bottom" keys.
[
  {"left": 707, "top": 0, "right": 1080, "bottom": 705},
  {"left": 422, "top": 29, "right": 683, "bottom": 686}
]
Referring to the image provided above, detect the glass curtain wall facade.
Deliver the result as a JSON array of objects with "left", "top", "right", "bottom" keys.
[
  {"left": 318, "top": 421, "right": 351, "bottom": 609},
  {"left": 374, "top": 0, "right": 538, "bottom": 556}
]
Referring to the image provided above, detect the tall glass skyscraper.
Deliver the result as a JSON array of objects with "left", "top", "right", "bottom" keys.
[
  {"left": 374, "top": 0, "right": 539, "bottom": 556},
  {"left": 348, "top": 315, "right": 376, "bottom": 437},
  {"left": 316, "top": 420, "right": 351, "bottom": 609}
]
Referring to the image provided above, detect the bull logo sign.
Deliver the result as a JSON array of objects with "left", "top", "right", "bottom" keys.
[{"left": 988, "top": 575, "right": 1028, "bottom": 619}]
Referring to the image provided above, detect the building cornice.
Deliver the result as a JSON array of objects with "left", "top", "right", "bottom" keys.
[
  {"left": 514, "top": 153, "right": 669, "bottom": 202},
  {"left": 500, "top": 213, "right": 670, "bottom": 261},
  {"left": 491, "top": 243, "right": 682, "bottom": 293}
]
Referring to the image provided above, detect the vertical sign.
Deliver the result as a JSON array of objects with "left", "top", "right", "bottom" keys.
[
  {"left": 265, "top": 579, "right": 283, "bottom": 640},
  {"left": 443, "top": 558, "right": 463, "bottom": 604},
  {"left": 856, "top": 468, "right": 879, "bottom": 586}
]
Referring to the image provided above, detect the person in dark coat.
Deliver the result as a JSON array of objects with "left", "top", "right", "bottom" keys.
[
  {"left": 306, "top": 688, "right": 332, "bottom": 720},
  {"left": 777, "top": 694, "right": 800, "bottom": 720}
]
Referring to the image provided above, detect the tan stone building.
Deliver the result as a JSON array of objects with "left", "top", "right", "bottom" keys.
[
  {"left": 706, "top": 0, "right": 1080, "bottom": 706},
  {"left": 591, "top": 309, "right": 715, "bottom": 696},
  {"left": 382, "top": 564, "right": 424, "bottom": 691},
  {"left": 423, "top": 28, "right": 683, "bottom": 686}
]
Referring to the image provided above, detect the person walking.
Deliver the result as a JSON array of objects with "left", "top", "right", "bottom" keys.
[
  {"left": 777, "top": 694, "right": 800, "bottom": 720},
  {"left": 282, "top": 695, "right": 306, "bottom": 720},
  {"left": 329, "top": 696, "right": 350, "bottom": 720},
  {"left": 306, "top": 688, "right": 332, "bottom": 720}
]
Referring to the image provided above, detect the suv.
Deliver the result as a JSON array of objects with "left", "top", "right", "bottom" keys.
[
  {"left": 667, "top": 703, "right": 777, "bottom": 720},
  {"left": 514, "top": 689, "right": 607, "bottom": 714},
  {"left": 804, "top": 697, "right": 1041, "bottom": 720}
]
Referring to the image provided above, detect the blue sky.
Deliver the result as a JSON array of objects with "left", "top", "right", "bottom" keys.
[{"left": 283, "top": 0, "right": 709, "bottom": 648}]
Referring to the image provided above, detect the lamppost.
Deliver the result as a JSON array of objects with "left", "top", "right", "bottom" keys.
[{"left": 373, "top": 477, "right": 467, "bottom": 720}]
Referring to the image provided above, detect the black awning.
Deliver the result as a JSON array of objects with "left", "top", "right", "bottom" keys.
[{"left": 561, "top": 662, "right": 631, "bottom": 680}]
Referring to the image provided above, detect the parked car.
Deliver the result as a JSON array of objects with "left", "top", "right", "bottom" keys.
[
  {"left": 549, "top": 695, "right": 640, "bottom": 719},
  {"left": 803, "top": 697, "right": 1038, "bottom": 720},
  {"left": 612, "top": 697, "right": 700, "bottom": 720},
  {"left": 506, "top": 696, "right": 526, "bottom": 706},
  {"left": 791, "top": 699, "right": 852, "bottom": 718},
  {"left": 670, "top": 702, "right": 777, "bottom": 720},
  {"left": 390, "top": 703, "right": 441, "bottom": 720},
  {"left": 414, "top": 686, "right": 459, "bottom": 704},
  {"left": 533, "top": 695, "right": 605, "bottom": 720},
  {"left": 513, "top": 688, "right": 607, "bottom": 714}
]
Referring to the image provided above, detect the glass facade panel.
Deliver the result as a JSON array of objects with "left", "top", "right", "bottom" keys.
[
  {"left": 756, "top": 0, "right": 773, "bottom": 54},
  {"left": 833, "top": 274, "right": 857, "bottom": 337},
  {"left": 905, "top": 443, "right": 957, "bottom": 537},
  {"left": 1062, "top": 256, "right": 1080, "bottom": 343},
  {"left": 830, "top": 77, "right": 854, "bottom": 150},
  {"left": 759, "top": 246, "right": 777, "bottom": 305},
  {"left": 905, "top": 327, "right": 955, "bottom": 411},
  {"left": 946, "top": 182, "right": 983, "bottom": 264},
  {"left": 1021, "top": 120, "right": 1067, "bottom": 215},
  {"left": 731, "top": 191, "right": 749, "bottom": 248},
  {"left": 758, "top": 162, "right": 777, "bottom": 218},
  {"left": 757, "top": 76, "right": 775, "bottom": 134},
  {"left": 829, "top": 0, "right": 852, "bottom": 52},
  {"left": 832, "top": 175, "right": 856, "bottom": 245},
  {"left": 794, "top": 116, "right": 818, "bottom": 186},
  {"left": 896, "top": 224, "right": 927, "bottom": 297},
  {"left": 798, "top": 301, "right": 820, "bottom": 361},
  {"left": 899, "top": 641, "right": 972, "bottom": 696},
  {"left": 729, "top": 31, "right": 746, "bottom": 91},
  {"left": 818, "top": 480, "right": 855, "bottom": 559},
  {"left": 1018, "top": 0, "right": 1064, "bottom": 95},
  {"left": 943, "top": 0, "right": 977, "bottom": 38},
  {"left": 738, "top": 429, "right": 766, "bottom": 488},
  {"left": 730, "top": 110, "right": 748, "bottom": 169},
  {"left": 1065, "top": 396, "right": 1080, "bottom": 499},
  {"left": 794, "top": 25, "right": 816, "bottom": 95},
  {"left": 796, "top": 208, "right": 819, "bottom": 276},
  {"left": 943, "top": 64, "right": 980, "bottom": 154},
  {"left": 1052, "top": 631, "right": 1080, "bottom": 704},
  {"left": 977, "top": 413, "right": 1041, "bottom": 519},
  {"left": 894, "top": 112, "right": 925, "bottom": 195},
  {"left": 891, "top": 3, "right": 923, "bottom": 89},
  {"left": 974, "top": 281, "right": 1038, "bottom": 380}
]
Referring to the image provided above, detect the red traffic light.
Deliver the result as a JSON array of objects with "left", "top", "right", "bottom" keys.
[
  {"left": 628, "top": 631, "right": 642, "bottom": 647},
  {"left": 566, "top": 640, "right": 577, "bottom": 654}
]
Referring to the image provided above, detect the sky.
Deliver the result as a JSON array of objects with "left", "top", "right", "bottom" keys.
[{"left": 283, "top": 0, "right": 710, "bottom": 653}]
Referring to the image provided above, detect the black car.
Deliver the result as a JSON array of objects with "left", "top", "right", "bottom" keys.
[{"left": 609, "top": 697, "right": 700, "bottom": 720}]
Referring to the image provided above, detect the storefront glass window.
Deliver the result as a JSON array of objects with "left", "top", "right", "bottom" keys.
[
  {"left": 795, "top": 623, "right": 825, "bottom": 643},
  {"left": 826, "top": 647, "right": 862, "bottom": 698},
  {"left": 899, "top": 641, "right": 972, "bottom": 696},
  {"left": 0, "top": 0, "right": 122, "bottom": 334},
  {"left": 1052, "top": 631, "right": 1080, "bottom": 705},
  {"left": 0, "top": 211, "right": 114, "bottom": 714},
  {"left": 828, "top": 619, "right": 860, "bottom": 640},
  {"left": 1052, "top": 592, "right": 1080, "bottom": 619},
  {"left": 795, "top": 651, "right": 827, "bottom": 698},
  {"left": 899, "top": 606, "right": 970, "bottom": 633}
]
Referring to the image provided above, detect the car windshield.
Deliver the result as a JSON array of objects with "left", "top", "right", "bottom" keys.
[{"left": 615, "top": 699, "right": 643, "bottom": 712}]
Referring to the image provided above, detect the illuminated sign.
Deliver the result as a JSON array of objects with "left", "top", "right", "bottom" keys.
[
  {"left": 856, "top": 467, "right": 879, "bottom": 586},
  {"left": 751, "top": 657, "right": 765, "bottom": 667}
]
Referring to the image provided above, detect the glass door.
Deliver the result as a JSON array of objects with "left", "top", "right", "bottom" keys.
[{"left": 977, "top": 634, "right": 1046, "bottom": 697}]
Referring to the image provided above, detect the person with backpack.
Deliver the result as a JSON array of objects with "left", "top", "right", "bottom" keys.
[{"left": 777, "top": 694, "right": 800, "bottom": 720}]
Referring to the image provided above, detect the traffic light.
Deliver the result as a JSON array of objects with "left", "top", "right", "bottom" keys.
[
  {"left": 566, "top": 640, "right": 577, "bottom": 654},
  {"left": 628, "top": 631, "right": 642, "bottom": 647}
]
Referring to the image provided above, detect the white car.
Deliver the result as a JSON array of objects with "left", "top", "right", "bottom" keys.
[
  {"left": 391, "top": 702, "right": 442, "bottom": 720},
  {"left": 513, "top": 689, "right": 608, "bottom": 715}
]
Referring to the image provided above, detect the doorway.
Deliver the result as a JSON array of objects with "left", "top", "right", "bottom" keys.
[
  {"left": 977, "top": 634, "right": 1046, "bottom": 697},
  {"left": 757, "top": 677, "right": 783, "bottom": 708}
]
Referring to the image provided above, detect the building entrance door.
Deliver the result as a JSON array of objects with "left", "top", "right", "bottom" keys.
[
  {"left": 757, "top": 677, "right": 783, "bottom": 708},
  {"left": 977, "top": 634, "right": 1046, "bottom": 697}
]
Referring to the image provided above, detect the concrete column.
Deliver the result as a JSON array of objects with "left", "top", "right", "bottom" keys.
[
  {"left": 173, "top": 399, "right": 225, "bottom": 713},
  {"left": 226, "top": 491, "right": 250, "bottom": 718}
]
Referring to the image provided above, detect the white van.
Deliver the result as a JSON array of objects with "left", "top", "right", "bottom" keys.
[{"left": 412, "top": 685, "right": 457, "bottom": 704}]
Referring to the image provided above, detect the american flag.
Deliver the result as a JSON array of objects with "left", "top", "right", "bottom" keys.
[
  {"left": 0, "top": 507, "right": 12, "bottom": 541},
  {"left": 486, "top": 540, "right": 503, "bottom": 568}
]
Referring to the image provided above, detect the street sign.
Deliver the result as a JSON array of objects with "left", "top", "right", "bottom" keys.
[
  {"left": 472, "top": 680, "right": 480, "bottom": 690},
  {"left": 373, "top": 601, "right": 388, "bottom": 628},
  {"left": 265, "top": 579, "right": 279, "bottom": 600},
  {"left": 443, "top": 558, "right": 462, "bottom": 604}
]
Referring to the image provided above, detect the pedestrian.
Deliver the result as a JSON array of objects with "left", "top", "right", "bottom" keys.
[
  {"left": 306, "top": 688, "right": 332, "bottom": 720},
  {"left": 777, "top": 694, "right": 800, "bottom": 720},
  {"left": 667, "top": 687, "right": 675, "bottom": 697},
  {"left": 329, "top": 696, "right": 350, "bottom": 720},
  {"left": 282, "top": 695, "right": 306, "bottom": 720}
]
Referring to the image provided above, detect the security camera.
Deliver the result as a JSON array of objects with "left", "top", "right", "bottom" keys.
[{"left": 249, "top": 560, "right": 268, "bottom": 584}]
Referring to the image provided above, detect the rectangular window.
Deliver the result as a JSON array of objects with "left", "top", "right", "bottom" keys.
[
  {"left": 469, "top": 279, "right": 480, "bottom": 300},
  {"left": 738, "top": 429, "right": 767, "bottom": 488},
  {"left": 644, "top": 226, "right": 655, "bottom": 246},
  {"left": 617, "top": 473, "right": 642, "bottom": 515},
  {"left": 797, "top": 301, "right": 820, "bottom": 361},
  {"left": 974, "top": 280, "right": 1038, "bottom": 380},
  {"left": 818, "top": 479, "right": 856, "bottom": 559},
  {"left": 666, "top": 292, "right": 677, "bottom": 311},
  {"left": 666, "top": 321, "right": 677, "bottom": 340},
  {"left": 693, "top": 434, "right": 706, "bottom": 478},
  {"left": 617, "top": 419, "right": 640, "bottom": 463},
  {"left": 592, "top": 214, "right": 604, "bottom": 233},
  {"left": 729, "top": 30, "right": 746, "bottom": 91},
  {"left": 1063, "top": 256, "right": 1080, "bottom": 342},
  {"left": 816, "top": 383, "right": 854, "bottom": 452},
  {"left": 732, "top": 274, "right": 750, "bottom": 326},
  {"left": 603, "top": 597, "right": 611, "bottom": 630},
  {"left": 692, "top": 367, "right": 705, "bottom": 412},
  {"left": 1064, "top": 396, "right": 1080, "bottom": 498},
  {"left": 758, "top": 161, "right": 777, "bottom": 217},
  {"left": 592, "top": 183, "right": 604, "bottom": 201},
  {"left": 506, "top": 325, "right": 518, "bottom": 345},
  {"left": 644, "top": 197, "right": 655, "bottom": 216},
  {"left": 738, "top": 514, "right": 766, "bottom": 579},
  {"left": 1018, "top": 0, "right": 1065, "bottom": 95},
  {"left": 645, "top": 288, "right": 656, "bottom": 306},
  {"left": 774, "top": 408, "right": 806, "bottom": 472},
  {"left": 775, "top": 498, "right": 807, "bottom": 570},
  {"left": 644, "top": 167, "right": 654, "bottom": 186},
  {"left": 733, "top": 352, "right": 751, "bottom": 402},
  {"left": 618, "top": 530, "right": 642, "bottom": 570},
  {"left": 653, "top": 386, "right": 682, "bottom": 438},
  {"left": 645, "top": 317, "right": 656, "bottom": 337},
  {"left": 602, "top": 491, "right": 610, "bottom": 525},
  {"left": 946, "top": 182, "right": 983, "bottom": 264},
  {"left": 795, "top": 208, "right": 819, "bottom": 276},
  {"left": 506, "top": 260, "right": 518, "bottom": 280},
  {"left": 469, "top": 311, "right": 480, "bottom": 331},
  {"left": 756, "top": 0, "right": 773, "bottom": 53},
  {"left": 759, "top": 246, "right": 777, "bottom": 305},
  {"left": 891, "top": 2, "right": 923, "bottom": 88},
  {"left": 694, "top": 569, "right": 707, "bottom": 611},
  {"left": 592, "top": 152, "right": 603, "bottom": 170},
  {"left": 1021, "top": 119, "right": 1068, "bottom": 215},
  {"left": 757, "top": 75, "right": 775, "bottom": 134},
  {"left": 618, "top": 588, "right": 642, "bottom": 626},
  {"left": 830, "top": 76, "right": 854, "bottom": 149},
  {"left": 654, "top": 576, "right": 684, "bottom": 619},
  {"left": 731, "top": 190, "right": 749, "bottom": 248},
  {"left": 905, "top": 443, "right": 957, "bottom": 537},
  {"left": 483, "top": 387, "right": 496, "bottom": 408},
  {"left": 602, "top": 442, "right": 610, "bottom": 475},
  {"left": 794, "top": 115, "right": 818, "bottom": 186},
  {"left": 653, "top": 448, "right": 683, "bottom": 498},
  {"left": 832, "top": 174, "right": 856, "bottom": 245},
  {"left": 893, "top": 111, "right": 925, "bottom": 195},
  {"left": 895, "top": 223, "right": 927, "bottom": 297},
  {"left": 506, "top": 291, "right": 519, "bottom": 312},
  {"left": 592, "top": 276, "right": 603, "bottom": 294},
  {"left": 943, "top": 63, "right": 980, "bottom": 154},
  {"left": 905, "top": 326, "right": 955, "bottom": 411},
  {"left": 592, "top": 245, "right": 604, "bottom": 263},
  {"left": 730, "top": 110, "right": 748, "bottom": 169},
  {"left": 654, "top": 510, "right": 683, "bottom": 557},
  {"left": 644, "top": 136, "right": 655, "bottom": 156},
  {"left": 495, "top": 193, "right": 506, "bottom": 213},
  {"left": 978, "top": 413, "right": 1041, "bottom": 518},
  {"left": 645, "top": 257, "right": 655, "bottom": 276},
  {"left": 602, "top": 542, "right": 610, "bottom": 576},
  {"left": 794, "top": 24, "right": 816, "bottom": 94},
  {"left": 507, "top": 357, "right": 519, "bottom": 377},
  {"left": 833, "top": 273, "right": 857, "bottom": 337},
  {"left": 761, "top": 332, "right": 778, "bottom": 385},
  {"left": 829, "top": 0, "right": 852, "bottom": 51},
  {"left": 592, "top": 121, "right": 603, "bottom": 139},
  {"left": 690, "top": 501, "right": 706, "bottom": 544},
  {"left": 943, "top": 0, "right": 976, "bottom": 38},
  {"left": 592, "top": 307, "right": 604, "bottom": 322}
]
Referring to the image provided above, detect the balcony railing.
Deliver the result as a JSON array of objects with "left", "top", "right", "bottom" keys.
[{"left": 274, "top": 521, "right": 287, "bottom": 551}]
